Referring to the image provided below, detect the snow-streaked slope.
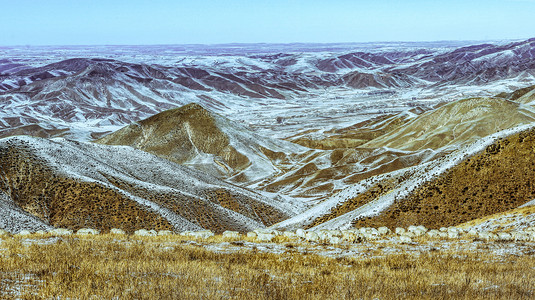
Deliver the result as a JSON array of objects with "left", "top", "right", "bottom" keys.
[
  {"left": 97, "top": 103, "right": 309, "bottom": 183},
  {"left": 0, "top": 191, "right": 52, "bottom": 233},
  {"left": 362, "top": 97, "right": 535, "bottom": 151},
  {"left": 1, "top": 39, "right": 535, "bottom": 141},
  {"left": 97, "top": 103, "right": 443, "bottom": 205},
  {"left": 0, "top": 136, "right": 299, "bottom": 233},
  {"left": 303, "top": 123, "right": 535, "bottom": 230},
  {"left": 459, "top": 205, "right": 535, "bottom": 232}
]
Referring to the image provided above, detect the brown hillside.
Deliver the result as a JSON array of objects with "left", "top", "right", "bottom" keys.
[
  {"left": 458, "top": 205, "right": 535, "bottom": 232},
  {"left": 0, "top": 137, "right": 289, "bottom": 233},
  {"left": 495, "top": 84, "right": 535, "bottom": 101},
  {"left": 362, "top": 97, "right": 535, "bottom": 151},
  {"left": 0, "top": 146, "right": 172, "bottom": 233},
  {"left": 288, "top": 112, "right": 416, "bottom": 150},
  {"left": 351, "top": 127, "right": 535, "bottom": 229},
  {"left": 97, "top": 103, "right": 249, "bottom": 176},
  {"left": 0, "top": 124, "right": 69, "bottom": 139}
]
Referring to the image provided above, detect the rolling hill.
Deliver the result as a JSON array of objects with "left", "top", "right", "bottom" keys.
[
  {"left": 97, "top": 103, "right": 308, "bottom": 182},
  {"left": 0, "top": 136, "right": 298, "bottom": 234}
]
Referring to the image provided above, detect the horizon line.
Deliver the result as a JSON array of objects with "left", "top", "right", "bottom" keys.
[{"left": 1, "top": 37, "right": 531, "bottom": 48}]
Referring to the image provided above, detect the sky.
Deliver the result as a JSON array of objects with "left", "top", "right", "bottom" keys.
[{"left": 1, "top": 0, "right": 534, "bottom": 45}]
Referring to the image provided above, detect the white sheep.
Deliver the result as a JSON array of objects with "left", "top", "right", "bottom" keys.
[
  {"left": 447, "top": 231, "right": 459, "bottom": 239},
  {"left": 76, "top": 228, "right": 100, "bottom": 235},
  {"left": 305, "top": 231, "right": 320, "bottom": 242},
  {"left": 157, "top": 230, "right": 173, "bottom": 236},
  {"left": 395, "top": 227, "right": 406, "bottom": 235},
  {"left": 403, "top": 231, "right": 416, "bottom": 238},
  {"left": 222, "top": 231, "right": 241, "bottom": 239},
  {"left": 341, "top": 231, "right": 358, "bottom": 242},
  {"left": 256, "top": 232, "right": 275, "bottom": 242},
  {"left": 316, "top": 230, "right": 329, "bottom": 241},
  {"left": 360, "top": 227, "right": 373, "bottom": 234},
  {"left": 511, "top": 231, "right": 529, "bottom": 242},
  {"left": 257, "top": 229, "right": 282, "bottom": 238},
  {"left": 330, "top": 230, "right": 343, "bottom": 237},
  {"left": 368, "top": 228, "right": 379, "bottom": 236},
  {"left": 399, "top": 235, "right": 412, "bottom": 244},
  {"left": 190, "top": 230, "right": 215, "bottom": 239},
  {"left": 466, "top": 229, "right": 479, "bottom": 236},
  {"left": 362, "top": 233, "right": 377, "bottom": 240},
  {"left": 497, "top": 232, "right": 512, "bottom": 241},
  {"left": 295, "top": 229, "right": 307, "bottom": 238},
  {"left": 478, "top": 232, "right": 497, "bottom": 241},
  {"left": 407, "top": 225, "right": 418, "bottom": 233},
  {"left": 426, "top": 229, "right": 441, "bottom": 238},
  {"left": 377, "top": 227, "right": 391, "bottom": 235},
  {"left": 49, "top": 228, "right": 73, "bottom": 236},
  {"left": 412, "top": 228, "right": 426, "bottom": 237},
  {"left": 447, "top": 227, "right": 460, "bottom": 234},
  {"left": 110, "top": 228, "right": 126, "bottom": 235},
  {"left": 283, "top": 231, "right": 298, "bottom": 239},
  {"left": 328, "top": 236, "right": 342, "bottom": 244},
  {"left": 272, "top": 230, "right": 282, "bottom": 236},
  {"left": 134, "top": 229, "right": 157, "bottom": 236},
  {"left": 416, "top": 225, "right": 428, "bottom": 233}
]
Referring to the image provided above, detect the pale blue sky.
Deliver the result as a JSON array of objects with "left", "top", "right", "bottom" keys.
[{"left": 1, "top": 0, "right": 534, "bottom": 45}]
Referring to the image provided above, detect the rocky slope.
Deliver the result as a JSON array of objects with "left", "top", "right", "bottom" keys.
[{"left": 351, "top": 127, "right": 535, "bottom": 229}]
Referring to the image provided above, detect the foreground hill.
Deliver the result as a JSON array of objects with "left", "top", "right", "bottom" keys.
[
  {"left": 272, "top": 87, "right": 535, "bottom": 230},
  {"left": 352, "top": 126, "right": 535, "bottom": 229},
  {"left": 272, "top": 123, "right": 535, "bottom": 231},
  {"left": 0, "top": 136, "right": 296, "bottom": 233}
]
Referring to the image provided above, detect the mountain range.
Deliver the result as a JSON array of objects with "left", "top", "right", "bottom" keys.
[{"left": 1, "top": 39, "right": 535, "bottom": 233}]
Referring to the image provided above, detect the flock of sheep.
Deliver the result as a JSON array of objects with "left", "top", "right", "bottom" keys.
[{"left": 2, "top": 225, "right": 535, "bottom": 244}]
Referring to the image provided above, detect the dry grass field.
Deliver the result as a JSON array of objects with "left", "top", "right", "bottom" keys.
[{"left": 1, "top": 234, "right": 534, "bottom": 299}]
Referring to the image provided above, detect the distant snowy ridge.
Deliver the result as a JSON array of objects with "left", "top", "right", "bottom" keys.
[{"left": 1, "top": 39, "right": 535, "bottom": 140}]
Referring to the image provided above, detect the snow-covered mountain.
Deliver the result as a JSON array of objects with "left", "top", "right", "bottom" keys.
[{"left": 1, "top": 39, "right": 535, "bottom": 140}]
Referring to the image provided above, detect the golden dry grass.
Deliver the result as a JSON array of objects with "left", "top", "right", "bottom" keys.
[{"left": 0, "top": 235, "right": 534, "bottom": 299}]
